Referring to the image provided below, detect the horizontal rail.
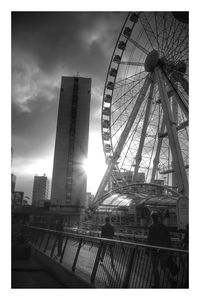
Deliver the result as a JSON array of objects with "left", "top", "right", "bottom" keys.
[{"left": 26, "top": 225, "right": 188, "bottom": 254}]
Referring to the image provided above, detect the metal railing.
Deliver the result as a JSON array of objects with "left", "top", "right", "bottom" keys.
[{"left": 25, "top": 226, "right": 188, "bottom": 288}]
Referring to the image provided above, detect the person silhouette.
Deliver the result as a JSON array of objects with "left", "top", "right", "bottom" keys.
[
  {"left": 100, "top": 217, "right": 114, "bottom": 267},
  {"left": 147, "top": 210, "right": 174, "bottom": 288}
]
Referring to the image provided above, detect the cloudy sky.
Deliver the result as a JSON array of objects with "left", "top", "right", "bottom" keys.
[{"left": 11, "top": 11, "right": 127, "bottom": 201}]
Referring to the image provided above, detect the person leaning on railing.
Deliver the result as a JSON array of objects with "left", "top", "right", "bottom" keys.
[
  {"left": 146, "top": 210, "right": 179, "bottom": 288},
  {"left": 100, "top": 216, "right": 115, "bottom": 267}
]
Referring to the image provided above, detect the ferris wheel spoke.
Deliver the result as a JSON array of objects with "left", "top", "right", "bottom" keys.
[
  {"left": 113, "top": 71, "right": 146, "bottom": 90},
  {"left": 111, "top": 112, "right": 131, "bottom": 139},
  {"left": 115, "top": 69, "right": 146, "bottom": 84},
  {"left": 160, "top": 14, "right": 168, "bottom": 56},
  {"left": 111, "top": 90, "right": 147, "bottom": 145},
  {"left": 154, "top": 13, "right": 163, "bottom": 53},
  {"left": 114, "top": 73, "right": 146, "bottom": 90},
  {"left": 168, "top": 39, "right": 188, "bottom": 63},
  {"left": 112, "top": 75, "right": 151, "bottom": 161},
  {"left": 140, "top": 13, "right": 159, "bottom": 50},
  {"left": 119, "top": 128, "right": 138, "bottom": 169},
  {"left": 160, "top": 15, "right": 172, "bottom": 55},
  {"left": 174, "top": 47, "right": 188, "bottom": 65},
  {"left": 111, "top": 77, "right": 148, "bottom": 130},
  {"left": 171, "top": 33, "right": 188, "bottom": 61},
  {"left": 128, "top": 37, "right": 149, "bottom": 55},
  {"left": 112, "top": 76, "right": 145, "bottom": 107},
  {"left": 163, "top": 24, "right": 178, "bottom": 58},
  {"left": 165, "top": 22, "right": 185, "bottom": 59},
  {"left": 112, "top": 92, "right": 139, "bottom": 118},
  {"left": 120, "top": 61, "right": 144, "bottom": 67}
]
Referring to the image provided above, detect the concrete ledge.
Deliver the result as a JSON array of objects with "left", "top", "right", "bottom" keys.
[{"left": 31, "top": 247, "right": 91, "bottom": 288}]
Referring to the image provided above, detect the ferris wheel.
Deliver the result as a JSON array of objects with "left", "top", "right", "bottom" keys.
[{"left": 94, "top": 12, "right": 189, "bottom": 207}]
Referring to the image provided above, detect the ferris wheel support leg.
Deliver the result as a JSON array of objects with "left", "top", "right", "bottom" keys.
[
  {"left": 133, "top": 78, "right": 155, "bottom": 182},
  {"left": 161, "top": 70, "right": 188, "bottom": 119},
  {"left": 93, "top": 75, "right": 152, "bottom": 208},
  {"left": 179, "top": 77, "right": 189, "bottom": 95},
  {"left": 174, "top": 74, "right": 189, "bottom": 95},
  {"left": 154, "top": 67, "right": 188, "bottom": 197},
  {"left": 172, "top": 93, "right": 179, "bottom": 188},
  {"left": 150, "top": 117, "right": 165, "bottom": 182}
]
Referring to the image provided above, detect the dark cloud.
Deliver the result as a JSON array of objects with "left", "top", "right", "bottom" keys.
[{"left": 12, "top": 12, "right": 125, "bottom": 76}]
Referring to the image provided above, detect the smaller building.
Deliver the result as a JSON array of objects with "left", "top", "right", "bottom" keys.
[
  {"left": 11, "top": 173, "right": 16, "bottom": 193},
  {"left": 32, "top": 174, "right": 49, "bottom": 207},
  {"left": 85, "top": 192, "right": 94, "bottom": 208},
  {"left": 12, "top": 191, "right": 24, "bottom": 208}
]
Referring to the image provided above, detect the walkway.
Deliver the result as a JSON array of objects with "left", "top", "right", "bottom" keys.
[{"left": 12, "top": 257, "right": 63, "bottom": 288}]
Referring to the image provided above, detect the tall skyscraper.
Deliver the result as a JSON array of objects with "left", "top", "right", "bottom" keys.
[
  {"left": 51, "top": 76, "right": 91, "bottom": 222},
  {"left": 32, "top": 174, "right": 49, "bottom": 206}
]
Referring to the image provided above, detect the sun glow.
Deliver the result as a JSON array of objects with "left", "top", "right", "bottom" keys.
[
  {"left": 82, "top": 132, "right": 107, "bottom": 194},
  {"left": 82, "top": 155, "right": 107, "bottom": 194}
]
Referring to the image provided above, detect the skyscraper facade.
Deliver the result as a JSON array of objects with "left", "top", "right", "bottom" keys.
[
  {"left": 32, "top": 174, "right": 49, "bottom": 206},
  {"left": 51, "top": 76, "right": 91, "bottom": 220}
]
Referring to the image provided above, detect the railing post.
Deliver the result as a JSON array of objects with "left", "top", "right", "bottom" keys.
[
  {"left": 50, "top": 234, "right": 58, "bottom": 258},
  {"left": 43, "top": 232, "right": 51, "bottom": 253},
  {"left": 59, "top": 237, "right": 68, "bottom": 263},
  {"left": 38, "top": 231, "right": 44, "bottom": 249},
  {"left": 34, "top": 229, "right": 40, "bottom": 245},
  {"left": 90, "top": 241, "right": 103, "bottom": 284},
  {"left": 122, "top": 247, "right": 135, "bottom": 288},
  {"left": 72, "top": 238, "right": 82, "bottom": 272}
]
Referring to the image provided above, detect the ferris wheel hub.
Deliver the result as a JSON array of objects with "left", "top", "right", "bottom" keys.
[{"left": 144, "top": 50, "right": 159, "bottom": 72}]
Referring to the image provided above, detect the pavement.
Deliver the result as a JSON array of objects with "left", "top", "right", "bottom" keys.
[{"left": 12, "top": 257, "right": 64, "bottom": 288}]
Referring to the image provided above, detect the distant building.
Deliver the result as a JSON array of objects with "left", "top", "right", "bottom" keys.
[
  {"left": 13, "top": 191, "right": 24, "bottom": 208},
  {"left": 85, "top": 192, "right": 94, "bottom": 208},
  {"left": 51, "top": 76, "right": 91, "bottom": 224},
  {"left": 32, "top": 174, "right": 49, "bottom": 207},
  {"left": 11, "top": 173, "right": 16, "bottom": 193}
]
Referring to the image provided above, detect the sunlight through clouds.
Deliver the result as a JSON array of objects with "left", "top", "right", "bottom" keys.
[{"left": 86, "top": 132, "right": 107, "bottom": 194}]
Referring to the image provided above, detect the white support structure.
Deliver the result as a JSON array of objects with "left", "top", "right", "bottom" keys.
[
  {"left": 172, "top": 92, "right": 179, "bottom": 187},
  {"left": 128, "top": 37, "right": 149, "bottom": 55},
  {"left": 150, "top": 117, "right": 165, "bottom": 182},
  {"left": 133, "top": 78, "right": 155, "bottom": 182},
  {"left": 93, "top": 75, "right": 152, "bottom": 208},
  {"left": 162, "top": 71, "right": 188, "bottom": 119},
  {"left": 120, "top": 61, "right": 144, "bottom": 67},
  {"left": 174, "top": 73, "right": 189, "bottom": 95},
  {"left": 155, "top": 67, "right": 188, "bottom": 196}
]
